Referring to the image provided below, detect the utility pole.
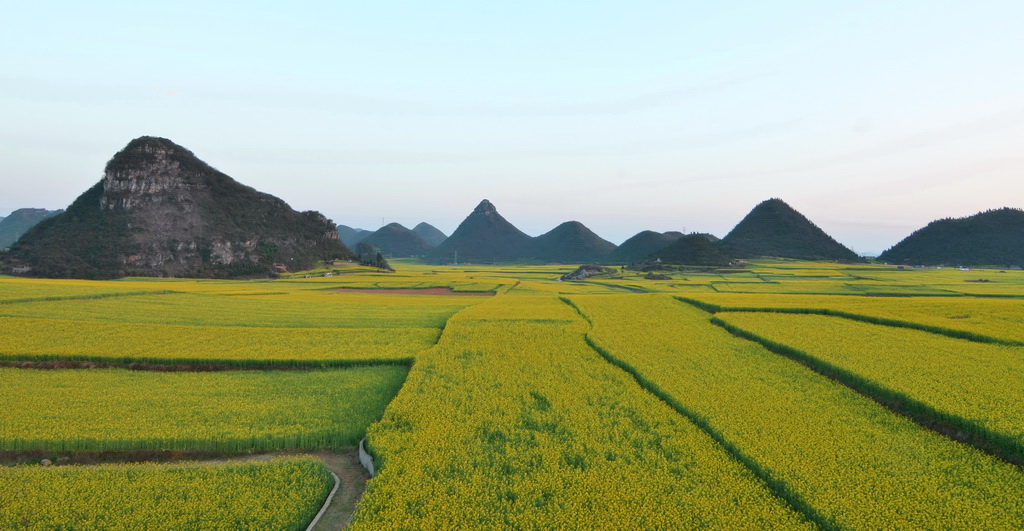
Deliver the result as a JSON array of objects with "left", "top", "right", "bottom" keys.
[{"left": 454, "top": 250, "right": 458, "bottom": 266}]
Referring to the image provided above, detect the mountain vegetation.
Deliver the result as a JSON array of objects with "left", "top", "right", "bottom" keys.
[
  {"left": 529, "top": 221, "right": 616, "bottom": 263},
  {"left": 561, "top": 264, "right": 618, "bottom": 280},
  {"left": 362, "top": 223, "right": 435, "bottom": 257},
  {"left": 607, "top": 231, "right": 684, "bottom": 264},
  {"left": 879, "top": 208, "right": 1024, "bottom": 267},
  {"left": 0, "top": 208, "right": 63, "bottom": 249},
  {"left": 719, "top": 198, "right": 860, "bottom": 261},
  {"left": 2, "top": 136, "right": 353, "bottom": 279},
  {"left": 412, "top": 222, "right": 447, "bottom": 246},
  {"left": 337, "top": 224, "right": 373, "bottom": 249},
  {"left": 646, "top": 234, "right": 733, "bottom": 266},
  {"left": 426, "top": 200, "right": 533, "bottom": 264},
  {"left": 356, "top": 241, "right": 394, "bottom": 270}
]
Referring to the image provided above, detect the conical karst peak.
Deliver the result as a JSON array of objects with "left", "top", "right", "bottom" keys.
[
  {"left": 720, "top": 197, "right": 860, "bottom": 261},
  {"left": 107, "top": 136, "right": 197, "bottom": 168},
  {"left": 473, "top": 199, "right": 497, "bottom": 214}
]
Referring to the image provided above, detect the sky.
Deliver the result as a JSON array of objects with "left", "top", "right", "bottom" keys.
[{"left": 2, "top": 1, "right": 1023, "bottom": 256}]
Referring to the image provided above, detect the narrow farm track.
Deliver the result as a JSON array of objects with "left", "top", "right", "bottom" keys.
[{"left": 310, "top": 451, "right": 371, "bottom": 529}]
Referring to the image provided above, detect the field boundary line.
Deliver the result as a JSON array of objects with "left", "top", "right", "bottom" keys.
[
  {"left": 0, "top": 356, "right": 414, "bottom": 371},
  {"left": 702, "top": 312, "right": 1024, "bottom": 469},
  {"left": 0, "top": 290, "right": 178, "bottom": 305},
  {"left": 306, "top": 470, "right": 340, "bottom": 531},
  {"left": 674, "top": 296, "right": 1024, "bottom": 346},
  {"left": 559, "top": 296, "right": 832, "bottom": 529}
]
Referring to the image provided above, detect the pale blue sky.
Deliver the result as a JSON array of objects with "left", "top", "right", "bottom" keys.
[{"left": 3, "top": 1, "right": 1023, "bottom": 255}]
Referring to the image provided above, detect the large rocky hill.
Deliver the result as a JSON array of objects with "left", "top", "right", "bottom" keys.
[
  {"left": 426, "top": 200, "right": 532, "bottom": 264},
  {"left": 362, "top": 222, "right": 435, "bottom": 257},
  {"left": 879, "top": 208, "right": 1024, "bottom": 267},
  {"left": 3, "top": 136, "right": 353, "bottom": 279},
  {"left": 607, "top": 230, "right": 684, "bottom": 263},
  {"left": 0, "top": 208, "right": 63, "bottom": 249},
  {"left": 719, "top": 198, "right": 860, "bottom": 261},
  {"left": 529, "top": 221, "right": 616, "bottom": 263},
  {"left": 412, "top": 222, "right": 447, "bottom": 246}
]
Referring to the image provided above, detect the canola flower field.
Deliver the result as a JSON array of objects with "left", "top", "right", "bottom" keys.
[
  {"left": 0, "top": 456, "right": 333, "bottom": 529},
  {"left": 569, "top": 294, "right": 1024, "bottom": 528},
  {"left": 1, "top": 259, "right": 1023, "bottom": 528},
  {"left": 679, "top": 291, "right": 1024, "bottom": 344},
  {"left": 0, "top": 366, "right": 407, "bottom": 452},
  {"left": 351, "top": 294, "right": 807, "bottom": 528}
]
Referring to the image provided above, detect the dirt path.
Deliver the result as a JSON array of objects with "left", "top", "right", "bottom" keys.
[
  {"left": 309, "top": 450, "right": 370, "bottom": 529},
  {"left": 181, "top": 449, "right": 370, "bottom": 529}
]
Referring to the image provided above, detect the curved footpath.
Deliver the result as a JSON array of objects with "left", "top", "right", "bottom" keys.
[
  {"left": 306, "top": 471, "right": 340, "bottom": 530},
  {"left": 309, "top": 450, "right": 372, "bottom": 529}
]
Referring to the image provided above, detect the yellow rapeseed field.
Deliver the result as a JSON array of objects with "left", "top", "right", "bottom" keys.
[
  {"left": 682, "top": 292, "right": 1024, "bottom": 343},
  {"left": 570, "top": 293, "right": 1024, "bottom": 528},
  {"left": 0, "top": 291, "right": 483, "bottom": 329},
  {"left": 0, "top": 456, "right": 332, "bottom": 529},
  {"left": 716, "top": 311, "right": 1024, "bottom": 453},
  {"left": 0, "top": 317, "right": 436, "bottom": 365},
  {"left": 0, "top": 366, "right": 406, "bottom": 451},
  {"left": 351, "top": 294, "right": 808, "bottom": 529},
  {"left": 3, "top": 262, "right": 1024, "bottom": 528}
]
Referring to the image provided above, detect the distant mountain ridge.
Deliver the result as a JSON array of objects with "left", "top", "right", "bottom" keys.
[
  {"left": 362, "top": 223, "right": 435, "bottom": 257},
  {"left": 7, "top": 139, "right": 931, "bottom": 272},
  {"left": 719, "top": 198, "right": 860, "bottom": 261},
  {"left": 3, "top": 136, "right": 353, "bottom": 278},
  {"left": 412, "top": 222, "right": 447, "bottom": 246},
  {"left": 879, "top": 208, "right": 1024, "bottom": 266},
  {"left": 0, "top": 208, "right": 63, "bottom": 249},
  {"left": 607, "top": 231, "right": 684, "bottom": 263},
  {"left": 337, "top": 225, "right": 373, "bottom": 249}
]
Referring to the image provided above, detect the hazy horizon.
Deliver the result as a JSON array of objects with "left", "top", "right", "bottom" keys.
[{"left": 4, "top": 2, "right": 1023, "bottom": 256}]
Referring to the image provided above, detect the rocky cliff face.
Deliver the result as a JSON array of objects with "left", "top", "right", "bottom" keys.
[{"left": 3, "top": 136, "right": 353, "bottom": 279}]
